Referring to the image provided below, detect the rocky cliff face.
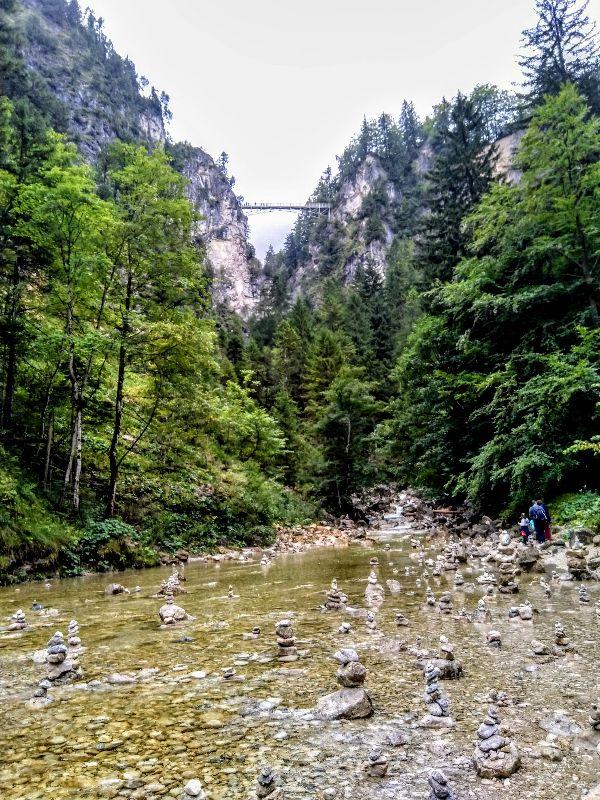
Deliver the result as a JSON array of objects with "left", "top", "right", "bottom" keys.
[
  {"left": 289, "top": 133, "right": 524, "bottom": 300},
  {"left": 181, "top": 148, "right": 262, "bottom": 316},
  {"left": 290, "top": 155, "right": 397, "bottom": 300},
  {"left": 13, "top": 0, "right": 260, "bottom": 317}
]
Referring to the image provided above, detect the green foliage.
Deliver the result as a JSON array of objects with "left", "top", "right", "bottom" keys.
[
  {"left": 309, "top": 368, "right": 381, "bottom": 513},
  {"left": 417, "top": 91, "right": 498, "bottom": 283},
  {"left": 519, "top": 0, "right": 600, "bottom": 112},
  {"left": 550, "top": 491, "right": 600, "bottom": 532},
  {"left": 0, "top": 446, "right": 76, "bottom": 581},
  {"left": 0, "top": 100, "right": 312, "bottom": 580},
  {"left": 64, "top": 518, "right": 160, "bottom": 573},
  {"left": 385, "top": 87, "right": 600, "bottom": 513}
]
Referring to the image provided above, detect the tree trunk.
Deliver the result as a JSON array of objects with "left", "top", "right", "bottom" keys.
[
  {"left": 42, "top": 415, "right": 53, "bottom": 490},
  {"left": 106, "top": 269, "right": 132, "bottom": 517},
  {"left": 1, "top": 255, "right": 21, "bottom": 433},
  {"left": 72, "top": 408, "right": 82, "bottom": 510}
]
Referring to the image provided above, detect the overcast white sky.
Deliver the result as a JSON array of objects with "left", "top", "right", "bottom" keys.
[{"left": 84, "top": 0, "right": 559, "bottom": 257}]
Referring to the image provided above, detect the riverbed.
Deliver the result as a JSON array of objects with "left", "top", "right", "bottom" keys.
[{"left": 0, "top": 525, "right": 598, "bottom": 799}]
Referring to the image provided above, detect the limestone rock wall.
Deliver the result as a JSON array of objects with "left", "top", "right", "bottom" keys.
[
  {"left": 15, "top": 0, "right": 260, "bottom": 317},
  {"left": 181, "top": 148, "right": 262, "bottom": 317},
  {"left": 288, "top": 132, "right": 524, "bottom": 301}
]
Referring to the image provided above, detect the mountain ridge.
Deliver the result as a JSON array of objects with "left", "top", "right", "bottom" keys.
[{"left": 7, "top": 0, "right": 261, "bottom": 316}]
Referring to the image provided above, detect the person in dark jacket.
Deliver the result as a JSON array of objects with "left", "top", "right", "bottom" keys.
[{"left": 528, "top": 499, "right": 549, "bottom": 544}]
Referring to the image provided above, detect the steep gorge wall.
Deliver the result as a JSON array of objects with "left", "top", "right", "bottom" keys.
[
  {"left": 14, "top": 0, "right": 260, "bottom": 317},
  {"left": 181, "top": 148, "right": 262, "bottom": 316},
  {"left": 288, "top": 130, "right": 524, "bottom": 299}
]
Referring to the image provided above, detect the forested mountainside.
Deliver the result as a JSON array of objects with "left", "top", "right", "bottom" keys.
[
  {"left": 242, "top": 0, "right": 600, "bottom": 528},
  {"left": 0, "top": 0, "right": 305, "bottom": 582},
  {"left": 0, "top": 0, "right": 599, "bottom": 583}
]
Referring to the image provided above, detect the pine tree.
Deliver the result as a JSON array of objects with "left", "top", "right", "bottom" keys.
[
  {"left": 399, "top": 100, "right": 422, "bottom": 169},
  {"left": 418, "top": 92, "right": 497, "bottom": 283},
  {"left": 310, "top": 368, "right": 380, "bottom": 513},
  {"left": 519, "top": 0, "right": 600, "bottom": 110}
]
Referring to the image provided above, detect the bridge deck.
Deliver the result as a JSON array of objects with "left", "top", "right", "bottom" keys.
[{"left": 241, "top": 202, "right": 330, "bottom": 212}]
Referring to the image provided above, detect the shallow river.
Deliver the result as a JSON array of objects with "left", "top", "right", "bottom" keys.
[{"left": 0, "top": 527, "right": 598, "bottom": 800}]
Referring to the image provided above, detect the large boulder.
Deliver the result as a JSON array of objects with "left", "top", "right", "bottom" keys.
[
  {"left": 105, "top": 583, "right": 128, "bottom": 595},
  {"left": 158, "top": 601, "right": 189, "bottom": 625},
  {"left": 315, "top": 688, "right": 373, "bottom": 720}
]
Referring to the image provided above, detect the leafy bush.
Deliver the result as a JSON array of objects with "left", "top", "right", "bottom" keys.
[
  {"left": 0, "top": 447, "right": 76, "bottom": 582},
  {"left": 550, "top": 492, "right": 600, "bottom": 533},
  {"left": 61, "top": 518, "right": 160, "bottom": 574}
]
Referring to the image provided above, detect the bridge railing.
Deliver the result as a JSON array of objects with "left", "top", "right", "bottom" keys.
[{"left": 240, "top": 202, "right": 331, "bottom": 212}]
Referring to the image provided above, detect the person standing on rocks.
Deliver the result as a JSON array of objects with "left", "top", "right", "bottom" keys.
[
  {"left": 518, "top": 513, "right": 530, "bottom": 543},
  {"left": 528, "top": 499, "right": 549, "bottom": 544}
]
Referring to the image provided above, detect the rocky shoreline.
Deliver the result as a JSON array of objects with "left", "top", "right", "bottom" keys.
[{"left": 10, "top": 487, "right": 600, "bottom": 586}]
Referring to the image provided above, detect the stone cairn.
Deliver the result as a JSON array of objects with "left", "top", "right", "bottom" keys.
[
  {"left": 430, "top": 635, "right": 463, "bottom": 679},
  {"left": 489, "top": 689, "right": 511, "bottom": 707},
  {"left": 31, "top": 678, "right": 53, "bottom": 705},
  {"left": 370, "top": 556, "right": 379, "bottom": 566},
  {"left": 427, "top": 770, "right": 456, "bottom": 800},
  {"left": 67, "top": 619, "right": 81, "bottom": 649},
  {"left": 45, "top": 630, "right": 80, "bottom": 683},
  {"left": 473, "top": 704, "right": 521, "bottom": 778},
  {"left": 227, "top": 584, "right": 235, "bottom": 598},
  {"left": 566, "top": 544, "right": 590, "bottom": 580},
  {"left": 8, "top": 609, "right": 27, "bottom": 631},
  {"left": 338, "top": 622, "right": 351, "bottom": 634},
  {"left": 442, "top": 543, "right": 459, "bottom": 571},
  {"left": 454, "top": 571, "right": 465, "bottom": 588},
  {"left": 496, "top": 540, "right": 519, "bottom": 593},
  {"left": 473, "top": 598, "right": 491, "bottom": 623},
  {"left": 579, "top": 585, "right": 590, "bottom": 604},
  {"left": 365, "top": 611, "right": 378, "bottom": 632},
  {"left": 325, "top": 579, "right": 343, "bottom": 610},
  {"left": 438, "top": 591, "right": 453, "bottom": 615},
  {"left": 486, "top": 630, "right": 502, "bottom": 648},
  {"left": 364, "top": 747, "right": 389, "bottom": 778},
  {"left": 419, "top": 662, "right": 454, "bottom": 728},
  {"left": 395, "top": 611, "right": 409, "bottom": 627},
  {"left": 553, "top": 622, "right": 574, "bottom": 654},
  {"left": 426, "top": 587, "right": 436, "bottom": 607},
  {"left": 275, "top": 619, "right": 298, "bottom": 662},
  {"left": 590, "top": 703, "right": 600, "bottom": 732},
  {"left": 158, "top": 589, "right": 191, "bottom": 625},
  {"left": 477, "top": 570, "right": 497, "bottom": 586},
  {"left": 254, "top": 765, "right": 281, "bottom": 799},
  {"left": 316, "top": 648, "right": 373, "bottom": 720},
  {"left": 365, "top": 570, "right": 385, "bottom": 605},
  {"left": 159, "top": 567, "right": 186, "bottom": 596}
]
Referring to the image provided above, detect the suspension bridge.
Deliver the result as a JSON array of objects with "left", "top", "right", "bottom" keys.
[{"left": 240, "top": 202, "right": 331, "bottom": 213}]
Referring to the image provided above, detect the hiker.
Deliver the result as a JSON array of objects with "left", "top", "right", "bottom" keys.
[
  {"left": 540, "top": 498, "right": 552, "bottom": 541},
  {"left": 528, "top": 499, "right": 549, "bottom": 544},
  {"left": 518, "top": 513, "right": 530, "bottom": 542}
]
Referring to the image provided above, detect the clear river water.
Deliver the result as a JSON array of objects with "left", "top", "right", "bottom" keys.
[{"left": 0, "top": 526, "right": 598, "bottom": 800}]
